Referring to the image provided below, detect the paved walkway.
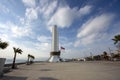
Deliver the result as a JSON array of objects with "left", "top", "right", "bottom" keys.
[{"left": 0, "top": 61, "right": 120, "bottom": 80}]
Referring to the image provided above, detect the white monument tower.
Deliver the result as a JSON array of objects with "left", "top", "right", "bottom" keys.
[{"left": 49, "top": 25, "right": 61, "bottom": 62}]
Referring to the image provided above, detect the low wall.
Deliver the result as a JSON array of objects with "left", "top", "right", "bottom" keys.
[{"left": 4, "top": 62, "right": 26, "bottom": 67}]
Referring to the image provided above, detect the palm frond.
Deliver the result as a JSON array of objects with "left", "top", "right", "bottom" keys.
[
  {"left": 0, "top": 41, "right": 9, "bottom": 49},
  {"left": 31, "top": 55, "right": 35, "bottom": 59},
  {"left": 13, "top": 47, "right": 23, "bottom": 54},
  {"left": 28, "top": 54, "right": 35, "bottom": 59},
  {"left": 112, "top": 34, "right": 120, "bottom": 44}
]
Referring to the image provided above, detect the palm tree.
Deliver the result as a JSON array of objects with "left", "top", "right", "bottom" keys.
[
  {"left": 103, "top": 51, "right": 109, "bottom": 60},
  {"left": 12, "top": 47, "right": 23, "bottom": 69},
  {"left": 0, "top": 39, "right": 8, "bottom": 49},
  {"left": 29, "top": 55, "right": 35, "bottom": 64},
  {"left": 27, "top": 54, "right": 35, "bottom": 65},
  {"left": 112, "top": 34, "right": 120, "bottom": 44},
  {"left": 93, "top": 55, "right": 101, "bottom": 60},
  {"left": 112, "top": 34, "right": 120, "bottom": 53},
  {"left": 27, "top": 54, "right": 31, "bottom": 65}
]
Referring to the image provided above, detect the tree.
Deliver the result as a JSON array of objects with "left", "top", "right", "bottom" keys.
[
  {"left": 27, "top": 54, "right": 35, "bottom": 65},
  {"left": 29, "top": 55, "right": 35, "bottom": 64},
  {"left": 93, "top": 55, "right": 101, "bottom": 60},
  {"left": 85, "top": 56, "right": 92, "bottom": 61},
  {"left": 12, "top": 47, "right": 23, "bottom": 69},
  {"left": 27, "top": 54, "right": 30, "bottom": 62},
  {"left": 112, "top": 34, "right": 120, "bottom": 44},
  {"left": 0, "top": 39, "right": 8, "bottom": 49},
  {"left": 103, "top": 51, "right": 109, "bottom": 60},
  {"left": 27, "top": 54, "right": 31, "bottom": 65},
  {"left": 112, "top": 53, "right": 120, "bottom": 59},
  {"left": 112, "top": 34, "right": 120, "bottom": 53}
]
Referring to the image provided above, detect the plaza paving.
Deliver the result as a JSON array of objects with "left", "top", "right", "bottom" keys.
[{"left": 1, "top": 61, "right": 120, "bottom": 80}]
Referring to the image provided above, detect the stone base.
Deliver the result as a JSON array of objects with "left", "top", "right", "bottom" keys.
[
  {"left": 49, "top": 51, "right": 61, "bottom": 62},
  {"left": 50, "top": 51, "right": 60, "bottom": 56},
  {"left": 49, "top": 56, "right": 61, "bottom": 62}
]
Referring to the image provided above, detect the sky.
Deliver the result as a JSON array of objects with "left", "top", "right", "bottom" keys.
[{"left": 0, "top": 0, "right": 120, "bottom": 60}]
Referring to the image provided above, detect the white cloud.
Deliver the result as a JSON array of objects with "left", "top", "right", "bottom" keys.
[
  {"left": 22, "top": 0, "right": 35, "bottom": 7},
  {"left": 48, "top": 6, "right": 76, "bottom": 28},
  {"left": 39, "top": 0, "right": 58, "bottom": 18},
  {"left": 48, "top": 5, "right": 92, "bottom": 28},
  {"left": 37, "top": 35, "right": 51, "bottom": 43},
  {"left": 0, "top": 22, "right": 10, "bottom": 30},
  {"left": 23, "top": 0, "right": 92, "bottom": 31},
  {"left": 0, "top": 21, "right": 32, "bottom": 38},
  {"left": 36, "top": 35, "right": 51, "bottom": 51},
  {"left": 11, "top": 26, "right": 31, "bottom": 37},
  {"left": 22, "top": 0, "right": 55, "bottom": 29},
  {"left": 25, "top": 8, "right": 38, "bottom": 21},
  {"left": 44, "top": 1, "right": 57, "bottom": 17},
  {"left": 19, "top": 17, "right": 25, "bottom": 25},
  {"left": 0, "top": 34, "right": 10, "bottom": 43},
  {"left": 77, "top": 14, "right": 114, "bottom": 38},
  {"left": 78, "top": 5, "right": 92, "bottom": 16},
  {"left": 8, "top": 22, "right": 31, "bottom": 37},
  {"left": 21, "top": 0, "right": 38, "bottom": 26},
  {"left": 0, "top": 22, "right": 13, "bottom": 44},
  {"left": 74, "top": 14, "right": 115, "bottom": 47},
  {"left": 35, "top": 42, "right": 51, "bottom": 51},
  {"left": 0, "top": 4, "right": 10, "bottom": 14},
  {"left": 75, "top": 34, "right": 97, "bottom": 46}
]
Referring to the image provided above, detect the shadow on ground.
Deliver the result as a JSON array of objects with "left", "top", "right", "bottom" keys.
[
  {"left": 39, "top": 77, "right": 58, "bottom": 80},
  {"left": 33, "top": 63, "right": 46, "bottom": 65},
  {"left": 19, "top": 68, "right": 31, "bottom": 70},
  {"left": 40, "top": 69, "right": 52, "bottom": 71},
  {"left": 1, "top": 76, "right": 27, "bottom": 80},
  {"left": 3, "top": 67, "right": 12, "bottom": 73}
]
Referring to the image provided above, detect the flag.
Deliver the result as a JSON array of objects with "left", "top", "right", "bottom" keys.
[{"left": 61, "top": 46, "right": 65, "bottom": 50}]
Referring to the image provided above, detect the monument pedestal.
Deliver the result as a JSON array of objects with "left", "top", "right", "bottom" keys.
[
  {"left": 49, "top": 51, "right": 61, "bottom": 62},
  {"left": 49, "top": 56, "right": 60, "bottom": 62}
]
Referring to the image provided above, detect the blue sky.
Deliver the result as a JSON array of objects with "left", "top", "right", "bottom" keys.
[{"left": 0, "top": 0, "right": 120, "bottom": 60}]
